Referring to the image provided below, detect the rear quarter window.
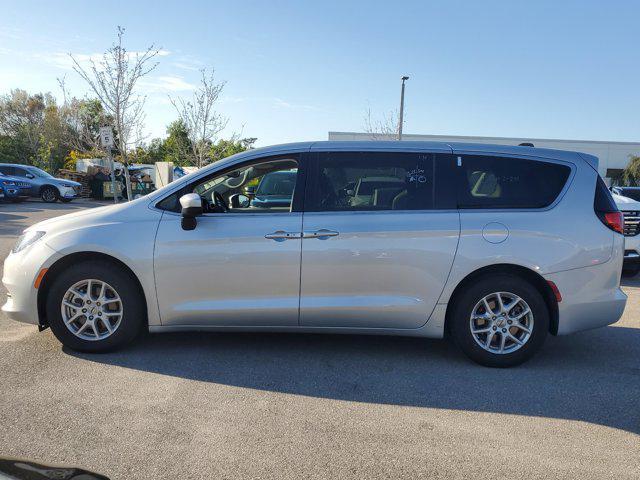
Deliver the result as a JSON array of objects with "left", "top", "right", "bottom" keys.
[{"left": 457, "top": 155, "right": 571, "bottom": 209}]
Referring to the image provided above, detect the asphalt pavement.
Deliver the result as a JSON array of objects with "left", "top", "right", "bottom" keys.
[{"left": 0, "top": 199, "right": 638, "bottom": 479}]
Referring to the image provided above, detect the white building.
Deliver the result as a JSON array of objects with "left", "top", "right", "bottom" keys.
[{"left": 328, "top": 131, "right": 640, "bottom": 183}]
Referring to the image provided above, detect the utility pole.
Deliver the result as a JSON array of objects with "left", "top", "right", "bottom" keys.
[{"left": 398, "top": 76, "right": 409, "bottom": 140}]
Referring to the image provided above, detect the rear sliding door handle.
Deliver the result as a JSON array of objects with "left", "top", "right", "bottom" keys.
[
  {"left": 302, "top": 229, "right": 339, "bottom": 239},
  {"left": 265, "top": 231, "right": 302, "bottom": 241}
]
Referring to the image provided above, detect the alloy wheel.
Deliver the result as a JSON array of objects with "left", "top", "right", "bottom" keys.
[
  {"left": 42, "top": 188, "right": 57, "bottom": 202},
  {"left": 469, "top": 291, "right": 534, "bottom": 355},
  {"left": 60, "top": 279, "right": 123, "bottom": 341}
]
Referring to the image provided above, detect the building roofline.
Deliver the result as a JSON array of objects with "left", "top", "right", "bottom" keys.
[{"left": 328, "top": 131, "right": 640, "bottom": 147}]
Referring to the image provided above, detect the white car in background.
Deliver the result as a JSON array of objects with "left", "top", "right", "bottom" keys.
[{"left": 612, "top": 192, "right": 640, "bottom": 276}]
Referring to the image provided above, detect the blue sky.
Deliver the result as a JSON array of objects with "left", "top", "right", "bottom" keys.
[{"left": 1, "top": 0, "right": 638, "bottom": 146}]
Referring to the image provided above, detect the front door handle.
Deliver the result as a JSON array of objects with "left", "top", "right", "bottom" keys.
[
  {"left": 265, "top": 230, "right": 302, "bottom": 241},
  {"left": 302, "top": 229, "right": 339, "bottom": 239}
]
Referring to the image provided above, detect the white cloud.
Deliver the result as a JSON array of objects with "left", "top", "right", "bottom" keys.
[
  {"left": 272, "top": 97, "right": 321, "bottom": 111},
  {"left": 138, "top": 75, "right": 196, "bottom": 92},
  {"left": 37, "top": 49, "right": 171, "bottom": 71},
  {"left": 219, "top": 95, "right": 322, "bottom": 112}
]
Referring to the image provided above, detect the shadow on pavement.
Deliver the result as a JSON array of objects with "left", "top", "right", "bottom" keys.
[
  {"left": 0, "top": 212, "right": 29, "bottom": 236},
  {"left": 70, "top": 324, "right": 640, "bottom": 434},
  {"left": 0, "top": 200, "right": 107, "bottom": 236},
  {"left": 621, "top": 275, "right": 640, "bottom": 287}
]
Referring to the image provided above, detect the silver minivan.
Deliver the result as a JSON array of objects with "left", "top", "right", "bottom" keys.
[{"left": 1, "top": 142, "right": 627, "bottom": 366}]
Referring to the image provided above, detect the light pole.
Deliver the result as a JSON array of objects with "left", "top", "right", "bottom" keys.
[{"left": 398, "top": 76, "right": 409, "bottom": 140}]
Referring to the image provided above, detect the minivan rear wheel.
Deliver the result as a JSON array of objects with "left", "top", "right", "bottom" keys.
[
  {"left": 449, "top": 274, "right": 549, "bottom": 367},
  {"left": 45, "top": 260, "right": 144, "bottom": 352}
]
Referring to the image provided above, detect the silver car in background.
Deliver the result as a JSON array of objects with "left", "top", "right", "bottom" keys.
[
  {"left": 1, "top": 141, "right": 627, "bottom": 367},
  {"left": 0, "top": 164, "right": 81, "bottom": 202}
]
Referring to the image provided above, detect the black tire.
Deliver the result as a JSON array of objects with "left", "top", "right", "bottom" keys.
[
  {"left": 41, "top": 186, "right": 58, "bottom": 203},
  {"left": 60, "top": 198, "right": 73, "bottom": 203},
  {"left": 45, "top": 260, "right": 145, "bottom": 352},
  {"left": 622, "top": 265, "right": 640, "bottom": 278},
  {"left": 449, "top": 274, "right": 549, "bottom": 368}
]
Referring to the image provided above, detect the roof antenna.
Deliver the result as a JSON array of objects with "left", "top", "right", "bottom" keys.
[{"left": 519, "top": 142, "right": 534, "bottom": 147}]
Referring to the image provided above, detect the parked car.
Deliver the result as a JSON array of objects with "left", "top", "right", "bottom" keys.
[
  {"left": 249, "top": 169, "right": 297, "bottom": 208},
  {"left": 0, "top": 164, "right": 81, "bottom": 202},
  {"left": 0, "top": 171, "right": 30, "bottom": 202},
  {"left": 612, "top": 192, "right": 640, "bottom": 276},
  {"left": 611, "top": 186, "right": 640, "bottom": 202},
  {"left": 1, "top": 142, "right": 627, "bottom": 367}
]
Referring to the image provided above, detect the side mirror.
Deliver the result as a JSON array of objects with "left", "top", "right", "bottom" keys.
[
  {"left": 229, "top": 193, "right": 251, "bottom": 208},
  {"left": 180, "top": 193, "right": 203, "bottom": 231},
  {"left": 244, "top": 186, "right": 256, "bottom": 196},
  {"left": 346, "top": 189, "right": 355, "bottom": 196},
  {"left": 26, "top": 173, "right": 35, "bottom": 179}
]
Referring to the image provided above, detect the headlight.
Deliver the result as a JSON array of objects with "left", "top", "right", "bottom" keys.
[
  {"left": 12, "top": 231, "right": 46, "bottom": 253},
  {"left": 2, "top": 180, "right": 15, "bottom": 186}
]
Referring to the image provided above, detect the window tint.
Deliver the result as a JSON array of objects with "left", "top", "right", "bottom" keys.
[
  {"left": 0, "top": 166, "right": 14, "bottom": 175},
  {"left": 458, "top": 155, "right": 571, "bottom": 209},
  {"left": 12, "top": 167, "right": 27, "bottom": 177},
  {"left": 308, "top": 151, "right": 435, "bottom": 211}
]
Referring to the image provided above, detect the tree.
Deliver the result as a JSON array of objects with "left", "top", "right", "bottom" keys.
[
  {"left": 169, "top": 68, "right": 227, "bottom": 168},
  {"left": 623, "top": 155, "right": 640, "bottom": 186},
  {"left": 162, "top": 119, "right": 192, "bottom": 166},
  {"left": 209, "top": 137, "right": 257, "bottom": 163},
  {"left": 0, "top": 89, "right": 48, "bottom": 161},
  {"left": 363, "top": 107, "right": 400, "bottom": 140},
  {"left": 0, "top": 89, "right": 71, "bottom": 172},
  {"left": 0, "top": 134, "right": 27, "bottom": 163},
  {"left": 58, "top": 76, "right": 113, "bottom": 153},
  {"left": 70, "top": 26, "right": 161, "bottom": 200}
]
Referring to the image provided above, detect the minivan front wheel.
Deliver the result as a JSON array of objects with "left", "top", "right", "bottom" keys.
[
  {"left": 450, "top": 274, "right": 549, "bottom": 367},
  {"left": 45, "top": 260, "right": 144, "bottom": 352}
]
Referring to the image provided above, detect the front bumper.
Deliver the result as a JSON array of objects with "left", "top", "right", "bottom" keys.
[
  {"left": 58, "top": 186, "right": 79, "bottom": 199},
  {"left": 1, "top": 187, "right": 27, "bottom": 200},
  {"left": 1, "top": 243, "right": 62, "bottom": 325},
  {"left": 623, "top": 234, "right": 640, "bottom": 268}
]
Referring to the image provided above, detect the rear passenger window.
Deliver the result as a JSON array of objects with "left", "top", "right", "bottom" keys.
[
  {"left": 308, "top": 151, "right": 435, "bottom": 211},
  {"left": 458, "top": 155, "right": 571, "bottom": 209}
]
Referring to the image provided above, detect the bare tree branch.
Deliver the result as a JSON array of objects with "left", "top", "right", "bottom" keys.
[
  {"left": 363, "top": 107, "right": 400, "bottom": 140},
  {"left": 70, "top": 26, "right": 160, "bottom": 199},
  {"left": 169, "top": 68, "right": 227, "bottom": 168}
]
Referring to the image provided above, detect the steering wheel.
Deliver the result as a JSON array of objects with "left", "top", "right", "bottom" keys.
[{"left": 213, "top": 191, "right": 228, "bottom": 212}]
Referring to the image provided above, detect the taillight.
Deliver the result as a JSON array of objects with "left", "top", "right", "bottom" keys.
[
  {"left": 601, "top": 211, "right": 624, "bottom": 234},
  {"left": 594, "top": 176, "right": 623, "bottom": 234}
]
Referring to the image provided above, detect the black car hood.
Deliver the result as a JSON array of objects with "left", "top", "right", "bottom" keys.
[{"left": 0, "top": 458, "right": 109, "bottom": 480}]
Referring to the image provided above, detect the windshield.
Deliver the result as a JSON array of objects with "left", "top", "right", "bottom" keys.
[
  {"left": 29, "top": 167, "right": 53, "bottom": 178},
  {"left": 256, "top": 171, "right": 296, "bottom": 196}
]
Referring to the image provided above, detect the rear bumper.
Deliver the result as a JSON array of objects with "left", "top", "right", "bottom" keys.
[{"left": 545, "top": 240, "right": 627, "bottom": 335}]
